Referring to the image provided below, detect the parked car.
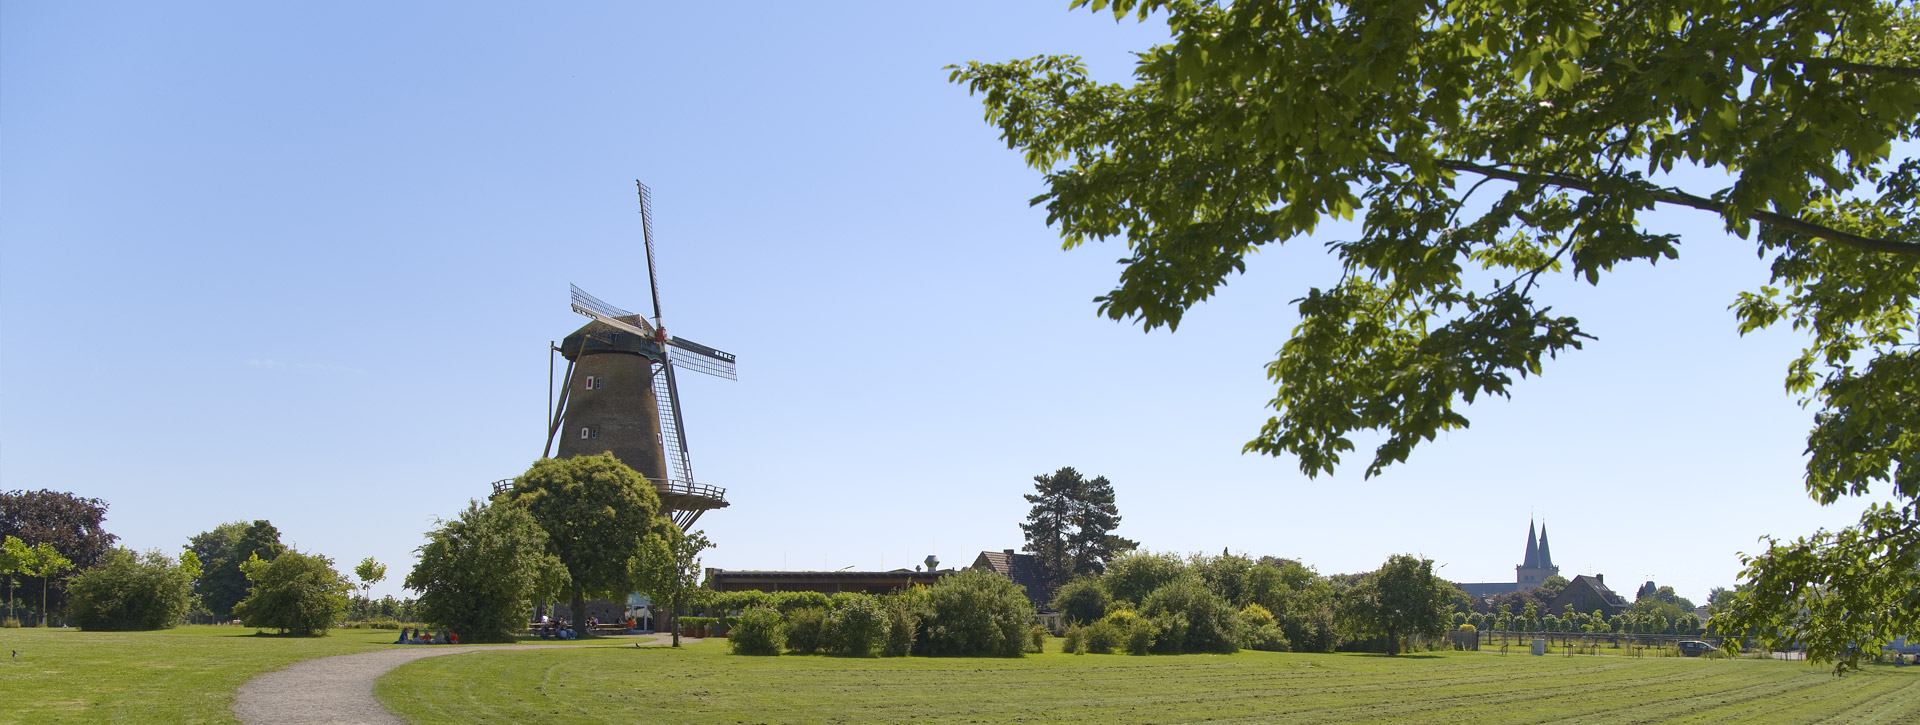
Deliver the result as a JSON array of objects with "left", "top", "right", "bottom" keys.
[{"left": 1678, "top": 640, "right": 1719, "bottom": 656}]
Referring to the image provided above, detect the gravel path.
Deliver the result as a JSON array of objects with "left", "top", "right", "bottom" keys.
[{"left": 233, "top": 635, "right": 685, "bottom": 725}]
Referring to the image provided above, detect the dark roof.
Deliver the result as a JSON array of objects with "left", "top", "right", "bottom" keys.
[
  {"left": 1522, "top": 521, "right": 1539, "bottom": 569},
  {"left": 560, "top": 317, "right": 666, "bottom": 362},
  {"left": 1537, "top": 524, "right": 1555, "bottom": 569},
  {"left": 710, "top": 570, "right": 951, "bottom": 581},
  {"left": 1457, "top": 581, "right": 1524, "bottom": 598},
  {"left": 971, "top": 550, "right": 1056, "bottom": 612},
  {"left": 1551, "top": 574, "right": 1629, "bottom": 616}
]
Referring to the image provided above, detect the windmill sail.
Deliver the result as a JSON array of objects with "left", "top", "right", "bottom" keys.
[
  {"left": 570, "top": 284, "right": 654, "bottom": 338},
  {"left": 651, "top": 362, "right": 695, "bottom": 485},
  {"left": 666, "top": 338, "right": 736, "bottom": 379}
]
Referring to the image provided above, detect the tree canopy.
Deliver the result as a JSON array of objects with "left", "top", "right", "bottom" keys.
[
  {"left": 232, "top": 548, "right": 351, "bottom": 636},
  {"left": 0, "top": 489, "right": 117, "bottom": 615},
  {"left": 189, "top": 520, "right": 287, "bottom": 621},
  {"left": 1021, "top": 467, "right": 1138, "bottom": 589},
  {"left": 953, "top": 0, "right": 1919, "bottom": 670},
  {"left": 406, "top": 500, "right": 563, "bottom": 643},
  {"left": 1337, "top": 554, "right": 1453, "bottom": 655},
  {"left": 504, "top": 453, "right": 663, "bottom": 638}
]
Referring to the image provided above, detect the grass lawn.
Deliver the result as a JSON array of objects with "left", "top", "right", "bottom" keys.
[
  {"left": 376, "top": 640, "right": 1920, "bottom": 724},
  {"left": 0, "top": 625, "right": 628, "bottom": 724}
]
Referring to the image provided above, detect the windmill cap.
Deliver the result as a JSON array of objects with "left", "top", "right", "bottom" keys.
[{"left": 560, "top": 317, "right": 666, "bottom": 362}]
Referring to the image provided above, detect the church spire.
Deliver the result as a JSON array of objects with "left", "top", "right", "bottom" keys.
[
  {"left": 1522, "top": 520, "right": 1539, "bottom": 568},
  {"left": 1538, "top": 522, "right": 1554, "bottom": 569}
]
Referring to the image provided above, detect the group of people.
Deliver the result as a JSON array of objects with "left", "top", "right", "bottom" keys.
[
  {"left": 536, "top": 617, "right": 581, "bottom": 639},
  {"left": 395, "top": 627, "right": 457, "bottom": 645}
]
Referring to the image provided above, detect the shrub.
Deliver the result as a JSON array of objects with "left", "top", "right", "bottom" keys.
[
  {"left": 68, "top": 548, "right": 195, "bottom": 631},
  {"left": 1062, "top": 624, "right": 1087, "bottom": 654},
  {"left": 1084, "top": 620, "right": 1122, "bottom": 654},
  {"left": 710, "top": 590, "right": 769, "bottom": 613},
  {"left": 785, "top": 607, "right": 828, "bottom": 654},
  {"left": 728, "top": 606, "right": 785, "bottom": 656},
  {"left": 405, "top": 501, "right": 561, "bottom": 643},
  {"left": 1458, "top": 623, "right": 1477, "bottom": 633},
  {"left": 339, "top": 617, "right": 402, "bottom": 630},
  {"left": 1028, "top": 625, "right": 1048, "bottom": 654},
  {"left": 1103, "top": 551, "right": 1187, "bottom": 606},
  {"left": 769, "top": 591, "right": 832, "bottom": 614},
  {"left": 882, "top": 590, "right": 923, "bottom": 657},
  {"left": 917, "top": 568, "right": 1035, "bottom": 657},
  {"left": 1051, "top": 576, "right": 1111, "bottom": 625},
  {"left": 1, "top": 617, "right": 18, "bottom": 628},
  {"left": 1246, "top": 623, "right": 1289, "bottom": 651},
  {"left": 232, "top": 549, "right": 352, "bottom": 636},
  {"left": 831, "top": 594, "right": 890, "bottom": 657},
  {"left": 1126, "top": 617, "right": 1156, "bottom": 655},
  {"left": 1141, "top": 577, "right": 1244, "bottom": 654}
]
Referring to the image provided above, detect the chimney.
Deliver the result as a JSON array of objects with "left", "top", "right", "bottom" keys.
[
  {"left": 1004, "top": 549, "right": 1015, "bottom": 555},
  {"left": 1596, "top": 573, "right": 1604, "bottom": 584}
]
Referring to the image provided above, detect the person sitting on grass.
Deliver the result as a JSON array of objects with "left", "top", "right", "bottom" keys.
[
  {"left": 396, "top": 627, "right": 410, "bottom": 644},
  {"left": 449, "top": 631, "right": 459, "bottom": 645}
]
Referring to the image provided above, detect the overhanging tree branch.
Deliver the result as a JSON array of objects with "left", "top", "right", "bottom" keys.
[
  {"left": 1437, "top": 160, "right": 1920, "bottom": 258},
  {"left": 1799, "top": 58, "right": 1920, "bottom": 82}
]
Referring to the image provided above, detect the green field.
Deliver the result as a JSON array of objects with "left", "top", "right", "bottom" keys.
[
  {"left": 378, "top": 640, "right": 1920, "bottom": 724},
  {"left": 0, "top": 625, "right": 617, "bottom": 724}
]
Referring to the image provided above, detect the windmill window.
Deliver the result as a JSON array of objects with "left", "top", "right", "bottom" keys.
[
  {"left": 580, "top": 427, "right": 597, "bottom": 440},
  {"left": 584, "top": 375, "right": 597, "bottom": 389}
]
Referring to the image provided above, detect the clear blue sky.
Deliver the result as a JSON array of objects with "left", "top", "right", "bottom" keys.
[{"left": 2, "top": 2, "right": 1882, "bottom": 605}]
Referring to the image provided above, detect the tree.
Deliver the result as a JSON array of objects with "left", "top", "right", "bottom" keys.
[
  {"left": 1052, "top": 575, "right": 1113, "bottom": 625},
  {"left": 1337, "top": 555, "right": 1452, "bottom": 655},
  {"left": 67, "top": 548, "right": 197, "bottom": 631},
  {"left": 354, "top": 557, "right": 386, "bottom": 619},
  {"left": 1021, "top": 467, "right": 1137, "bottom": 590},
  {"left": 503, "top": 454, "right": 662, "bottom": 639},
  {"left": 1065, "top": 471, "right": 1137, "bottom": 577},
  {"left": 189, "top": 521, "right": 286, "bottom": 621},
  {"left": 953, "top": 0, "right": 1920, "bottom": 671},
  {"left": 1101, "top": 550, "right": 1186, "bottom": 606},
  {"left": 916, "top": 568, "right": 1037, "bottom": 657},
  {"left": 629, "top": 526, "right": 711, "bottom": 647},
  {"left": 0, "top": 535, "right": 26, "bottom": 622},
  {"left": 0, "top": 489, "right": 116, "bottom": 617},
  {"left": 232, "top": 549, "right": 351, "bottom": 636},
  {"left": 406, "top": 500, "right": 565, "bottom": 643},
  {"left": 24, "top": 543, "right": 73, "bottom": 627}
]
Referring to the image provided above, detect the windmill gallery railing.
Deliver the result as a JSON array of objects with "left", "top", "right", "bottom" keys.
[{"left": 488, "top": 477, "right": 725, "bottom": 505}]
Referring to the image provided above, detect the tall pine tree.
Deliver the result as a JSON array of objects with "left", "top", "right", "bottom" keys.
[{"left": 1022, "top": 467, "right": 1137, "bottom": 589}]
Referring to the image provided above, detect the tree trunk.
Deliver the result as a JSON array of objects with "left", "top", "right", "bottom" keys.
[
  {"left": 1386, "top": 625, "right": 1400, "bottom": 656},
  {"left": 571, "top": 587, "right": 587, "bottom": 639},
  {"left": 40, "top": 578, "right": 49, "bottom": 627},
  {"left": 670, "top": 592, "right": 682, "bottom": 647}
]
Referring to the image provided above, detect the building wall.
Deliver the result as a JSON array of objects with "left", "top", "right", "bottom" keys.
[{"left": 556, "top": 351, "right": 669, "bottom": 482}]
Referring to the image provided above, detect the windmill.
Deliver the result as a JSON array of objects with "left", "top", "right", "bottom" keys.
[{"left": 493, "top": 182, "right": 736, "bottom": 530}]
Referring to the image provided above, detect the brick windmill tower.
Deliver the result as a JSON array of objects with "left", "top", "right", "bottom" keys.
[{"left": 497, "top": 182, "right": 736, "bottom": 530}]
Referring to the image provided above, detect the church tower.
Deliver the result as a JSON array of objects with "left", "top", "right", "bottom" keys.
[{"left": 1515, "top": 520, "right": 1560, "bottom": 588}]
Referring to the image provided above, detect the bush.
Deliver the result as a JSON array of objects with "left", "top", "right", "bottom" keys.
[
  {"left": 882, "top": 589, "right": 924, "bottom": 657},
  {"left": 1241, "top": 602, "right": 1288, "bottom": 650},
  {"left": 1103, "top": 552, "right": 1187, "bottom": 606},
  {"left": 709, "top": 590, "right": 769, "bottom": 613},
  {"left": 728, "top": 606, "right": 785, "bottom": 656},
  {"left": 1062, "top": 624, "right": 1087, "bottom": 654},
  {"left": 1051, "top": 576, "right": 1111, "bottom": 625},
  {"left": 917, "top": 568, "right": 1036, "bottom": 657},
  {"left": 339, "top": 617, "right": 402, "bottom": 630},
  {"left": 1126, "top": 617, "right": 1156, "bottom": 655},
  {"left": 1, "top": 617, "right": 17, "bottom": 628},
  {"left": 1028, "top": 625, "right": 1048, "bottom": 654},
  {"left": 232, "top": 549, "right": 352, "bottom": 636},
  {"left": 68, "top": 548, "right": 195, "bottom": 631},
  {"left": 769, "top": 591, "right": 832, "bottom": 614},
  {"left": 785, "top": 607, "right": 828, "bottom": 654},
  {"left": 405, "top": 501, "right": 561, "bottom": 643},
  {"left": 1140, "top": 577, "right": 1244, "bottom": 654},
  {"left": 1084, "top": 620, "right": 1122, "bottom": 654},
  {"left": 831, "top": 594, "right": 890, "bottom": 657}
]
